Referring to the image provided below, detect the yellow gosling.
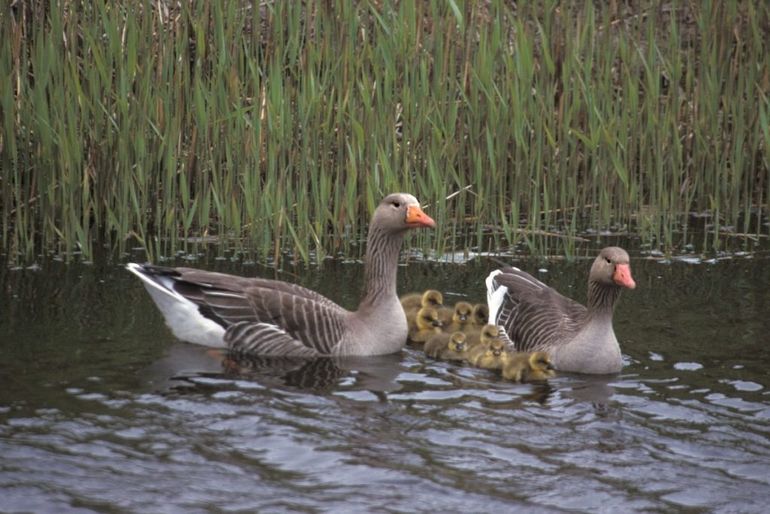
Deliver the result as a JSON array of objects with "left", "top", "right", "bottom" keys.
[
  {"left": 424, "top": 331, "right": 468, "bottom": 361},
  {"left": 401, "top": 290, "right": 444, "bottom": 329},
  {"left": 468, "top": 338, "right": 509, "bottom": 370},
  {"left": 464, "top": 324, "right": 502, "bottom": 352},
  {"left": 502, "top": 352, "right": 556, "bottom": 383},
  {"left": 408, "top": 306, "right": 444, "bottom": 344},
  {"left": 439, "top": 301, "right": 474, "bottom": 332},
  {"left": 400, "top": 289, "right": 444, "bottom": 311},
  {"left": 471, "top": 303, "right": 489, "bottom": 326}
]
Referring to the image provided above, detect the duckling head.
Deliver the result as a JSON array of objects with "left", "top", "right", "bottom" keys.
[
  {"left": 447, "top": 332, "right": 467, "bottom": 352},
  {"left": 489, "top": 339, "right": 506, "bottom": 357},
  {"left": 480, "top": 324, "right": 502, "bottom": 343},
  {"left": 529, "top": 351, "right": 556, "bottom": 377},
  {"left": 421, "top": 289, "right": 444, "bottom": 307},
  {"left": 472, "top": 303, "right": 489, "bottom": 325},
  {"left": 452, "top": 302, "right": 473, "bottom": 324},
  {"left": 416, "top": 306, "right": 443, "bottom": 331}
]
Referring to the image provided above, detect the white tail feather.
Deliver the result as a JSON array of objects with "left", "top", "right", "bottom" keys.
[
  {"left": 127, "top": 263, "right": 226, "bottom": 347},
  {"left": 485, "top": 269, "right": 507, "bottom": 324}
]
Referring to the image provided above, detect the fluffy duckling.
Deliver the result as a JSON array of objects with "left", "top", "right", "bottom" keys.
[
  {"left": 471, "top": 303, "right": 489, "bottom": 326},
  {"left": 502, "top": 352, "right": 556, "bottom": 383},
  {"left": 401, "top": 289, "right": 444, "bottom": 329},
  {"left": 468, "top": 338, "right": 509, "bottom": 371},
  {"left": 424, "top": 331, "right": 468, "bottom": 361},
  {"left": 408, "top": 306, "right": 444, "bottom": 344},
  {"left": 465, "top": 324, "right": 502, "bottom": 351},
  {"left": 438, "top": 301, "right": 474, "bottom": 332},
  {"left": 400, "top": 289, "right": 443, "bottom": 312}
]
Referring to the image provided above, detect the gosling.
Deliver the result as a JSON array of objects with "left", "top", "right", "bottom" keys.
[
  {"left": 424, "top": 331, "right": 468, "bottom": 361},
  {"left": 400, "top": 289, "right": 444, "bottom": 312},
  {"left": 439, "top": 301, "right": 474, "bottom": 333},
  {"left": 408, "top": 306, "right": 444, "bottom": 344},
  {"left": 465, "top": 324, "right": 503, "bottom": 352},
  {"left": 471, "top": 303, "right": 489, "bottom": 326},
  {"left": 502, "top": 352, "right": 556, "bottom": 383},
  {"left": 468, "top": 338, "right": 509, "bottom": 371},
  {"left": 401, "top": 290, "right": 444, "bottom": 329}
]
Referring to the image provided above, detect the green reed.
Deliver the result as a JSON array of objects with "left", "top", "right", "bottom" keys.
[{"left": 1, "top": 0, "right": 769, "bottom": 264}]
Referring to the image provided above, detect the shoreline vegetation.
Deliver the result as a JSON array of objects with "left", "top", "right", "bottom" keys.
[{"left": 2, "top": 1, "right": 769, "bottom": 265}]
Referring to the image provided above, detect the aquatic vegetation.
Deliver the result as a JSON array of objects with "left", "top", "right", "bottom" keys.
[{"left": 2, "top": 1, "right": 769, "bottom": 263}]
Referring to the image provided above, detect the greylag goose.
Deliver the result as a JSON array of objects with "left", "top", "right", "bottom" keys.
[
  {"left": 127, "top": 193, "right": 435, "bottom": 357},
  {"left": 424, "top": 331, "right": 468, "bottom": 360},
  {"left": 486, "top": 246, "right": 635, "bottom": 374},
  {"left": 501, "top": 351, "right": 556, "bottom": 383},
  {"left": 439, "top": 301, "right": 474, "bottom": 332},
  {"left": 408, "top": 306, "right": 444, "bottom": 343},
  {"left": 467, "top": 330, "right": 508, "bottom": 370}
]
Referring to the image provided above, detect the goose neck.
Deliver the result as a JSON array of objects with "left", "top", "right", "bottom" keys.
[
  {"left": 586, "top": 280, "right": 622, "bottom": 318},
  {"left": 360, "top": 226, "right": 404, "bottom": 307}
]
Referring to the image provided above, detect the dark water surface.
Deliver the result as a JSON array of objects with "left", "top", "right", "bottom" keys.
[{"left": 2, "top": 250, "right": 770, "bottom": 513}]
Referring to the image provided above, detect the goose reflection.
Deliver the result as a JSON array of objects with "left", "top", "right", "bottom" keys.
[
  {"left": 221, "top": 352, "right": 405, "bottom": 393},
  {"left": 143, "top": 343, "right": 406, "bottom": 395},
  {"left": 560, "top": 372, "right": 617, "bottom": 405}
]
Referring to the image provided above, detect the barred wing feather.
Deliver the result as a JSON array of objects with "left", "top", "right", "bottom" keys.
[{"left": 490, "top": 268, "right": 587, "bottom": 352}]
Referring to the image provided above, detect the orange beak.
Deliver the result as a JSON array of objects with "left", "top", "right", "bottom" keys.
[
  {"left": 613, "top": 263, "right": 636, "bottom": 289},
  {"left": 405, "top": 205, "right": 436, "bottom": 228}
]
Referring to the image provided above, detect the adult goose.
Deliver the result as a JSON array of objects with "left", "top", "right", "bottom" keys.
[
  {"left": 128, "top": 193, "right": 435, "bottom": 357},
  {"left": 486, "top": 247, "right": 636, "bottom": 374}
]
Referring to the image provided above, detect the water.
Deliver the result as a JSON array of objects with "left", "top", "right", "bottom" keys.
[{"left": 2, "top": 250, "right": 770, "bottom": 513}]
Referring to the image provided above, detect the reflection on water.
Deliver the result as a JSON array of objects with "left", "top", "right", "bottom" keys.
[{"left": 1, "top": 252, "right": 770, "bottom": 512}]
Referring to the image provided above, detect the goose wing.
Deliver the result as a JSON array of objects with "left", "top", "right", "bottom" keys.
[
  {"left": 487, "top": 267, "right": 587, "bottom": 352},
  {"left": 143, "top": 265, "right": 348, "bottom": 356}
]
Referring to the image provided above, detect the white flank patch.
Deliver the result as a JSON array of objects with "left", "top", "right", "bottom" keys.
[
  {"left": 485, "top": 269, "right": 507, "bottom": 324},
  {"left": 126, "top": 263, "right": 226, "bottom": 347}
]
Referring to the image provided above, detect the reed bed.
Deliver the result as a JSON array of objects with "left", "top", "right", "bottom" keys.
[{"left": 2, "top": 0, "right": 769, "bottom": 264}]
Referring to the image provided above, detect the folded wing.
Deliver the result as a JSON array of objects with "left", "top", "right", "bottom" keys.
[
  {"left": 488, "top": 267, "right": 587, "bottom": 352},
  {"left": 143, "top": 265, "right": 348, "bottom": 356}
]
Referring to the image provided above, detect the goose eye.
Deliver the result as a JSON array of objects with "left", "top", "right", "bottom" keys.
[
  {"left": 605, "top": 257, "right": 611, "bottom": 264},
  {"left": 392, "top": 201, "right": 401, "bottom": 208}
]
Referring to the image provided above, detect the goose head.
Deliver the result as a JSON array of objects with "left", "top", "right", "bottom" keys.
[
  {"left": 371, "top": 193, "right": 436, "bottom": 232},
  {"left": 590, "top": 246, "right": 636, "bottom": 290}
]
